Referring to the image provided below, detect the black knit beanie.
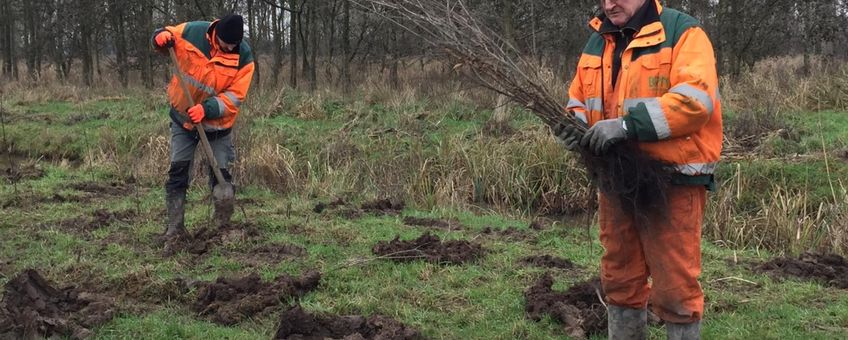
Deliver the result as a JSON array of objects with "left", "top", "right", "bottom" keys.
[{"left": 216, "top": 14, "right": 244, "bottom": 44}]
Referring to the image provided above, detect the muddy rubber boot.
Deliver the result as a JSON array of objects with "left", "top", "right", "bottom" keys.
[
  {"left": 667, "top": 320, "right": 700, "bottom": 340},
  {"left": 608, "top": 305, "right": 647, "bottom": 340},
  {"left": 165, "top": 189, "right": 188, "bottom": 238}
]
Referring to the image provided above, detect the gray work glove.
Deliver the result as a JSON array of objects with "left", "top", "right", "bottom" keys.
[
  {"left": 581, "top": 117, "right": 628, "bottom": 155},
  {"left": 553, "top": 121, "right": 585, "bottom": 151}
]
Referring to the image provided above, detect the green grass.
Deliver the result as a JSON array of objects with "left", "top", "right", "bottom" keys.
[{"left": 1, "top": 92, "right": 847, "bottom": 338}]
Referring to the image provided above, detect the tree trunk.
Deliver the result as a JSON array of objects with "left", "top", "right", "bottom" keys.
[
  {"left": 247, "top": 0, "right": 260, "bottom": 93},
  {"left": 109, "top": 0, "right": 129, "bottom": 87},
  {"left": 271, "top": 0, "right": 282, "bottom": 86},
  {"left": 492, "top": 0, "right": 516, "bottom": 124},
  {"left": 341, "top": 0, "right": 351, "bottom": 94},
  {"left": 140, "top": 0, "right": 154, "bottom": 88},
  {"left": 289, "top": 0, "right": 299, "bottom": 88},
  {"left": 1, "top": 0, "right": 18, "bottom": 80},
  {"left": 22, "top": 0, "right": 38, "bottom": 80},
  {"left": 308, "top": 0, "right": 318, "bottom": 92}
]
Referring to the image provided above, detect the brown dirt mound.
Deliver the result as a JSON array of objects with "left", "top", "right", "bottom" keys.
[
  {"left": 480, "top": 226, "right": 534, "bottom": 242},
  {"left": 193, "top": 271, "right": 321, "bottom": 325},
  {"left": 314, "top": 197, "right": 348, "bottom": 214},
  {"left": 402, "top": 216, "right": 463, "bottom": 230},
  {"left": 69, "top": 181, "right": 134, "bottom": 197},
  {"left": 2, "top": 163, "right": 45, "bottom": 183},
  {"left": 525, "top": 274, "right": 605, "bottom": 339},
  {"left": 165, "top": 221, "right": 262, "bottom": 256},
  {"left": 520, "top": 255, "right": 576, "bottom": 270},
  {"left": 756, "top": 252, "right": 848, "bottom": 289},
  {"left": 1, "top": 192, "right": 86, "bottom": 209},
  {"left": 372, "top": 233, "right": 485, "bottom": 265},
  {"left": 52, "top": 208, "right": 138, "bottom": 235},
  {"left": 274, "top": 305, "right": 423, "bottom": 340},
  {"left": 228, "top": 243, "right": 308, "bottom": 268},
  {"left": 361, "top": 198, "right": 405, "bottom": 215},
  {"left": 0, "top": 269, "right": 116, "bottom": 339}
]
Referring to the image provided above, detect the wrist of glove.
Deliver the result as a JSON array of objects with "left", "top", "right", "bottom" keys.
[
  {"left": 580, "top": 117, "right": 628, "bottom": 155},
  {"left": 154, "top": 31, "right": 174, "bottom": 48}
]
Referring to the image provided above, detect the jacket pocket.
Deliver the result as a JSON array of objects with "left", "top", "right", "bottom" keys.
[
  {"left": 212, "top": 63, "right": 238, "bottom": 90},
  {"left": 579, "top": 58, "right": 602, "bottom": 97},
  {"left": 638, "top": 57, "right": 672, "bottom": 97}
]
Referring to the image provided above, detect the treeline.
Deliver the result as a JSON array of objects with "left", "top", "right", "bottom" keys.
[{"left": 0, "top": 0, "right": 846, "bottom": 90}]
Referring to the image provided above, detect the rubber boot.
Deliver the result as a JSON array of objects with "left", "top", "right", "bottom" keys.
[
  {"left": 165, "top": 189, "right": 188, "bottom": 238},
  {"left": 608, "top": 305, "right": 647, "bottom": 340},
  {"left": 667, "top": 320, "right": 701, "bottom": 340}
]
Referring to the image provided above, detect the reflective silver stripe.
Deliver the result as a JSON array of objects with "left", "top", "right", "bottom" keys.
[
  {"left": 214, "top": 97, "right": 226, "bottom": 115},
  {"left": 224, "top": 91, "right": 241, "bottom": 107},
  {"left": 624, "top": 97, "right": 670, "bottom": 139},
  {"left": 567, "top": 98, "right": 585, "bottom": 110},
  {"left": 574, "top": 111, "right": 588, "bottom": 124},
  {"left": 178, "top": 72, "right": 216, "bottom": 96},
  {"left": 585, "top": 97, "right": 603, "bottom": 112},
  {"left": 675, "top": 162, "right": 717, "bottom": 175},
  {"left": 669, "top": 84, "right": 714, "bottom": 115}
]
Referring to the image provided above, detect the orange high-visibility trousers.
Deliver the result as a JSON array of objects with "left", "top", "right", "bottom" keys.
[{"left": 599, "top": 185, "right": 706, "bottom": 324}]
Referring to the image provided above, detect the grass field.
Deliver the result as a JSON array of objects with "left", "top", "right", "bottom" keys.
[{"left": 1, "top": 87, "right": 847, "bottom": 339}]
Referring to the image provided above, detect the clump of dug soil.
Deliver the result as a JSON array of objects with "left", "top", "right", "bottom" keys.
[
  {"left": 520, "top": 255, "right": 576, "bottom": 270},
  {"left": 51, "top": 208, "right": 138, "bottom": 235},
  {"left": 227, "top": 243, "right": 308, "bottom": 268},
  {"left": 402, "top": 216, "right": 463, "bottom": 230},
  {"left": 164, "top": 221, "right": 262, "bottom": 256},
  {"left": 372, "top": 233, "right": 484, "bottom": 265},
  {"left": 68, "top": 181, "right": 134, "bottom": 197},
  {"left": 756, "top": 252, "right": 848, "bottom": 289},
  {"left": 313, "top": 197, "right": 348, "bottom": 214},
  {"left": 361, "top": 198, "right": 405, "bottom": 215},
  {"left": 193, "top": 271, "right": 321, "bottom": 325},
  {"left": 0, "top": 269, "right": 116, "bottom": 339},
  {"left": 274, "top": 305, "right": 423, "bottom": 340},
  {"left": 479, "top": 226, "right": 534, "bottom": 242},
  {"left": 525, "top": 273, "right": 605, "bottom": 339}
]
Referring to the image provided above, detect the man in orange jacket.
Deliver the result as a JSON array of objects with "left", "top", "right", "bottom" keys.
[
  {"left": 554, "top": 0, "right": 721, "bottom": 339},
  {"left": 151, "top": 14, "right": 255, "bottom": 239}
]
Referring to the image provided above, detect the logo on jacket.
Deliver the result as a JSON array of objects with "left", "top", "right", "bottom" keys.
[{"left": 649, "top": 76, "right": 670, "bottom": 91}]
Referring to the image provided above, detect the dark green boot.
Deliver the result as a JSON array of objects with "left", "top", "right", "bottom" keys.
[
  {"left": 667, "top": 320, "right": 700, "bottom": 340},
  {"left": 608, "top": 305, "right": 647, "bottom": 340},
  {"left": 165, "top": 189, "right": 188, "bottom": 238}
]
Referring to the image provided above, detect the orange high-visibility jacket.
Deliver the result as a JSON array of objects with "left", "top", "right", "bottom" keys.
[
  {"left": 152, "top": 20, "right": 254, "bottom": 132},
  {"left": 566, "top": 0, "right": 722, "bottom": 178}
]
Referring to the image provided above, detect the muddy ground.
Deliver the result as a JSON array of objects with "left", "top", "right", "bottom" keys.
[
  {"left": 193, "top": 271, "right": 321, "bottom": 325},
  {"left": 524, "top": 273, "right": 606, "bottom": 339},
  {"left": 221, "top": 242, "right": 308, "bottom": 269},
  {"left": 164, "top": 221, "right": 263, "bottom": 256},
  {"left": 52, "top": 208, "right": 139, "bottom": 235},
  {"left": 520, "top": 255, "right": 576, "bottom": 270},
  {"left": 274, "top": 305, "right": 423, "bottom": 340},
  {"left": 372, "top": 233, "right": 485, "bottom": 265},
  {"left": 0, "top": 269, "right": 116, "bottom": 339},
  {"left": 360, "top": 198, "right": 405, "bottom": 215},
  {"left": 311, "top": 197, "right": 404, "bottom": 219},
  {"left": 479, "top": 226, "right": 536, "bottom": 242},
  {"left": 68, "top": 181, "right": 136, "bottom": 197},
  {"left": 756, "top": 252, "right": 848, "bottom": 289},
  {"left": 402, "top": 216, "right": 464, "bottom": 231}
]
